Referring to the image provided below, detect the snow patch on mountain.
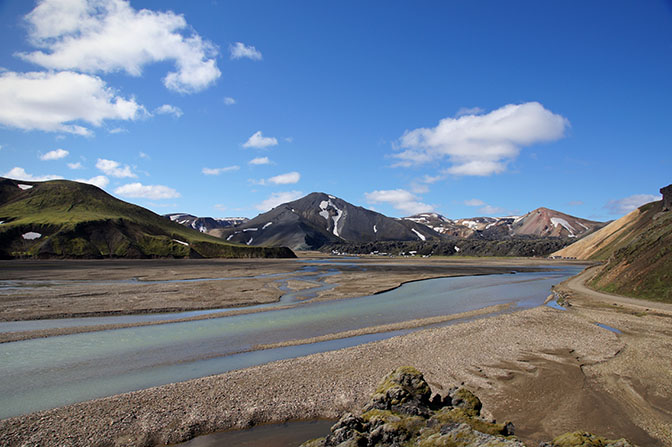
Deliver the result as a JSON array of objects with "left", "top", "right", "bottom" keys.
[
  {"left": 172, "top": 239, "right": 189, "bottom": 246},
  {"left": 319, "top": 197, "right": 344, "bottom": 237},
  {"left": 550, "top": 217, "right": 576, "bottom": 236},
  {"left": 18, "top": 184, "right": 33, "bottom": 190},
  {"left": 411, "top": 228, "right": 426, "bottom": 241},
  {"left": 263, "top": 222, "right": 273, "bottom": 230},
  {"left": 22, "top": 232, "right": 42, "bottom": 240}
]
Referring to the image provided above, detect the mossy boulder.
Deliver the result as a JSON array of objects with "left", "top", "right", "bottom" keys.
[
  {"left": 302, "top": 366, "right": 521, "bottom": 447},
  {"left": 300, "top": 367, "right": 638, "bottom": 447}
]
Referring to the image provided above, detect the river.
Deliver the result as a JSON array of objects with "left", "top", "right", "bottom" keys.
[{"left": 0, "top": 265, "right": 582, "bottom": 420}]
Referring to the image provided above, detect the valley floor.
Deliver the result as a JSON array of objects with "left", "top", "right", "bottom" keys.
[{"left": 0, "top": 257, "right": 670, "bottom": 446}]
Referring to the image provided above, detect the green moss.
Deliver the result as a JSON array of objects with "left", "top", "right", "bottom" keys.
[
  {"left": 0, "top": 178, "right": 295, "bottom": 259},
  {"left": 429, "top": 408, "right": 509, "bottom": 437}
]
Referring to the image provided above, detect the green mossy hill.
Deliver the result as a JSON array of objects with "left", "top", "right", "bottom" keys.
[
  {"left": 588, "top": 200, "right": 672, "bottom": 303},
  {"left": 0, "top": 178, "right": 295, "bottom": 259},
  {"left": 300, "top": 367, "right": 636, "bottom": 447}
]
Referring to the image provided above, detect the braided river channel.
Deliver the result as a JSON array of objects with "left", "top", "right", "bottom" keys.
[{"left": 0, "top": 263, "right": 583, "bottom": 420}]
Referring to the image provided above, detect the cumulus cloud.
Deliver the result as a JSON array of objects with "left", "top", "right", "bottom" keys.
[
  {"left": 68, "top": 162, "right": 84, "bottom": 169},
  {"left": 202, "top": 166, "right": 240, "bottom": 175},
  {"left": 4, "top": 167, "right": 62, "bottom": 181},
  {"left": 75, "top": 175, "right": 109, "bottom": 188},
  {"left": 249, "top": 156, "right": 271, "bottom": 165},
  {"left": 256, "top": 190, "right": 303, "bottom": 212},
  {"left": 154, "top": 104, "right": 183, "bottom": 118},
  {"left": 243, "top": 131, "right": 278, "bottom": 149},
  {"left": 394, "top": 102, "right": 569, "bottom": 176},
  {"left": 96, "top": 158, "right": 136, "bottom": 178},
  {"left": 456, "top": 106, "right": 484, "bottom": 117},
  {"left": 114, "top": 182, "right": 180, "bottom": 199},
  {"left": 365, "top": 189, "right": 433, "bottom": 216},
  {"left": 605, "top": 194, "right": 662, "bottom": 215},
  {"left": 229, "top": 42, "right": 262, "bottom": 60},
  {"left": 464, "top": 199, "right": 486, "bottom": 207},
  {"left": 0, "top": 71, "right": 145, "bottom": 135},
  {"left": 223, "top": 97, "right": 236, "bottom": 105},
  {"left": 268, "top": 171, "right": 300, "bottom": 185},
  {"left": 464, "top": 198, "right": 512, "bottom": 216},
  {"left": 40, "top": 148, "right": 69, "bottom": 160},
  {"left": 19, "top": 0, "right": 221, "bottom": 93}
]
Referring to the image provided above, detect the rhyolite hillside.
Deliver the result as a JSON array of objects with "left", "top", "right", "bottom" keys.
[
  {"left": 405, "top": 208, "right": 604, "bottom": 240},
  {"left": 0, "top": 177, "right": 294, "bottom": 259},
  {"left": 553, "top": 184, "right": 671, "bottom": 302}
]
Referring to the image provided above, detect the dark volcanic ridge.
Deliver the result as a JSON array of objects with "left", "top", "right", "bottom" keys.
[
  {"left": 171, "top": 193, "right": 603, "bottom": 252},
  {"left": 219, "top": 192, "right": 442, "bottom": 250}
]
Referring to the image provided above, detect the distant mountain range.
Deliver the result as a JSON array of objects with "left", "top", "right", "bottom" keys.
[
  {"left": 0, "top": 178, "right": 294, "bottom": 259},
  {"left": 217, "top": 192, "right": 442, "bottom": 250},
  {"left": 169, "top": 193, "right": 605, "bottom": 252},
  {"left": 164, "top": 213, "right": 248, "bottom": 235},
  {"left": 405, "top": 207, "right": 603, "bottom": 240},
  {"left": 553, "top": 184, "right": 671, "bottom": 302}
]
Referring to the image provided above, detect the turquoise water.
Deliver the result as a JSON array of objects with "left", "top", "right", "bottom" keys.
[{"left": 0, "top": 266, "right": 582, "bottom": 420}]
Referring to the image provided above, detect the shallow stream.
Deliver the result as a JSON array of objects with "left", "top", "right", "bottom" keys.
[{"left": 0, "top": 265, "right": 582, "bottom": 420}]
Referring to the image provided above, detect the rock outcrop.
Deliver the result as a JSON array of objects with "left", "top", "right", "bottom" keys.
[
  {"left": 300, "top": 366, "right": 521, "bottom": 447},
  {"left": 661, "top": 184, "right": 672, "bottom": 211},
  {"left": 300, "top": 366, "right": 636, "bottom": 447}
]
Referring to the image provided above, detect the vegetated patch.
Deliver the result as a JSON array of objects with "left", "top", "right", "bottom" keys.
[{"left": 0, "top": 177, "right": 295, "bottom": 259}]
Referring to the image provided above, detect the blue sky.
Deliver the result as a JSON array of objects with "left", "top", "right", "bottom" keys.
[{"left": 1, "top": 0, "right": 670, "bottom": 221}]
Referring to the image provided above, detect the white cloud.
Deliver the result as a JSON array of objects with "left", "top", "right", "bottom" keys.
[
  {"left": 40, "top": 148, "right": 69, "bottom": 160},
  {"left": 3, "top": 166, "right": 62, "bottom": 181},
  {"left": 75, "top": 175, "right": 109, "bottom": 188},
  {"left": 138, "top": 151, "right": 149, "bottom": 159},
  {"left": 202, "top": 166, "right": 240, "bottom": 175},
  {"left": 243, "top": 131, "right": 278, "bottom": 149},
  {"left": 256, "top": 190, "right": 303, "bottom": 212},
  {"left": 478, "top": 204, "right": 511, "bottom": 216},
  {"left": 464, "top": 198, "right": 512, "bottom": 216},
  {"left": 456, "top": 106, "right": 484, "bottom": 117},
  {"left": 394, "top": 102, "right": 569, "bottom": 176},
  {"left": 114, "top": 182, "right": 180, "bottom": 199},
  {"left": 410, "top": 183, "right": 429, "bottom": 194},
  {"left": 19, "top": 0, "right": 221, "bottom": 93},
  {"left": 96, "top": 158, "right": 136, "bottom": 178},
  {"left": 108, "top": 127, "right": 127, "bottom": 134},
  {"left": 249, "top": 156, "right": 271, "bottom": 165},
  {"left": 0, "top": 71, "right": 145, "bottom": 135},
  {"left": 67, "top": 162, "right": 84, "bottom": 169},
  {"left": 154, "top": 104, "right": 183, "bottom": 118},
  {"left": 268, "top": 171, "right": 300, "bottom": 185},
  {"left": 605, "top": 194, "right": 662, "bottom": 215},
  {"left": 229, "top": 42, "right": 262, "bottom": 60},
  {"left": 223, "top": 97, "right": 236, "bottom": 105},
  {"left": 365, "top": 189, "right": 433, "bottom": 216},
  {"left": 464, "top": 199, "right": 486, "bottom": 207}
]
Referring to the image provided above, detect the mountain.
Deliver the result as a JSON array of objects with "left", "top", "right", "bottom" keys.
[
  {"left": 404, "top": 208, "right": 604, "bottom": 240},
  {"left": 222, "top": 192, "right": 442, "bottom": 250},
  {"left": 164, "top": 213, "right": 248, "bottom": 235},
  {"left": 552, "top": 185, "right": 671, "bottom": 302},
  {"left": 0, "top": 178, "right": 294, "bottom": 259}
]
